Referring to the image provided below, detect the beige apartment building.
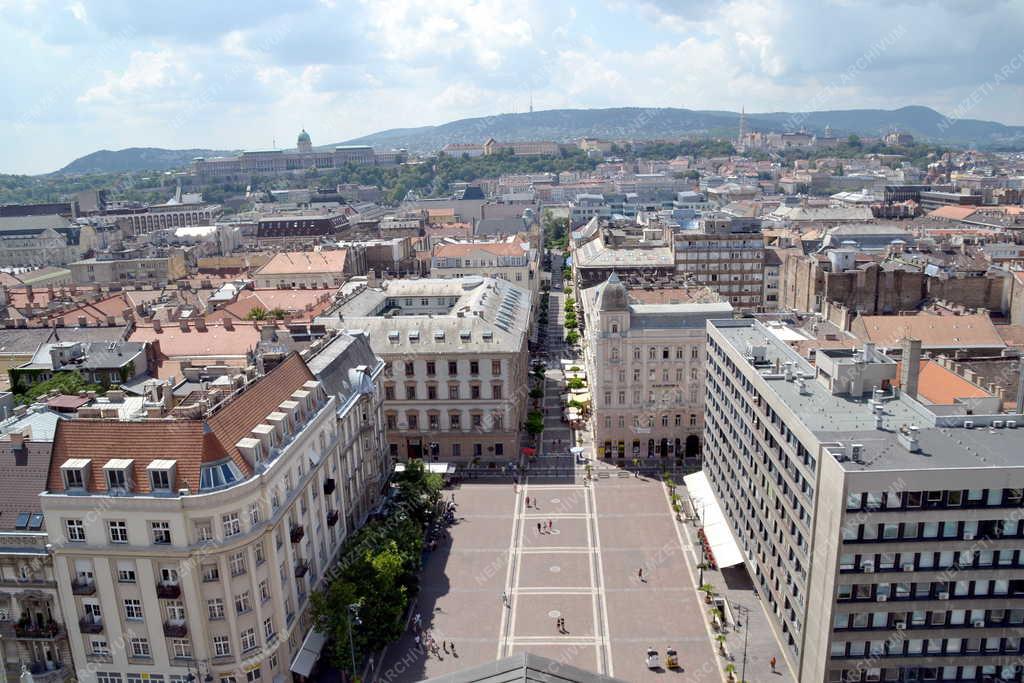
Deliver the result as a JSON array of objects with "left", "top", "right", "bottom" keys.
[
  {"left": 41, "top": 339, "right": 387, "bottom": 683},
  {"left": 69, "top": 251, "right": 188, "bottom": 287},
  {"left": 317, "top": 276, "right": 531, "bottom": 464},
  {"left": 430, "top": 238, "right": 538, "bottom": 298},
  {"left": 673, "top": 212, "right": 766, "bottom": 311},
  {"left": 580, "top": 273, "right": 732, "bottom": 462}
]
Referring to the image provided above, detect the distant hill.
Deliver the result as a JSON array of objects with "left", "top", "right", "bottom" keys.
[
  {"left": 55, "top": 147, "right": 235, "bottom": 175},
  {"left": 49, "top": 105, "right": 1024, "bottom": 175},
  {"left": 336, "top": 105, "right": 1024, "bottom": 152}
]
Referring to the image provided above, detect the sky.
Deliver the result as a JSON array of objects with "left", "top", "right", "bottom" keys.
[{"left": 2, "top": 0, "right": 1023, "bottom": 175}]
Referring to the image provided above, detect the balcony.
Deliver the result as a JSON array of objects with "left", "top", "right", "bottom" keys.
[
  {"left": 156, "top": 582, "right": 181, "bottom": 599},
  {"left": 290, "top": 525, "right": 305, "bottom": 544},
  {"left": 326, "top": 510, "right": 340, "bottom": 527},
  {"left": 294, "top": 560, "right": 309, "bottom": 578},
  {"left": 163, "top": 621, "right": 188, "bottom": 638},
  {"left": 15, "top": 620, "right": 63, "bottom": 640},
  {"left": 71, "top": 578, "right": 96, "bottom": 595},
  {"left": 78, "top": 617, "right": 103, "bottom": 634},
  {"left": 323, "top": 478, "right": 336, "bottom": 495}
]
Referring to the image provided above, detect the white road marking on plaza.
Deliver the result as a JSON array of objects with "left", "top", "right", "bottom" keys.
[
  {"left": 663, "top": 482, "right": 728, "bottom": 683},
  {"left": 497, "top": 477, "right": 525, "bottom": 660},
  {"left": 585, "top": 488, "right": 601, "bottom": 674},
  {"left": 589, "top": 483, "right": 614, "bottom": 677}
]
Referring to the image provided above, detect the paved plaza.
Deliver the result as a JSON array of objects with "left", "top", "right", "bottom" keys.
[{"left": 374, "top": 473, "right": 731, "bottom": 682}]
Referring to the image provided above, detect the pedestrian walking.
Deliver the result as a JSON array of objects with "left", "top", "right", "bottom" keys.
[
  {"left": 414, "top": 612, "right": 422, "bottom": 629},
  {"left": 638, "top": 567, "right": 645, "bottom": 582},
  {"left": 770, "top": 656, "right": 777, "bottom": 673},
  {"left": 548, "top": 519, "right": 553, "bottom": 531},
  {"left": 443, "top": 640, "right": 449, "bottom": 654},
  {"left": 451, "top": 641, "right": 457, "bottom": 657},
  {"left": 525, "top": 495, "right": 530, "bottom": 508},
  {"left": 537, "top": 521, "right": 542, "bottom": 534},
  {"left": 414, "top": 634, "right": 421, "bottom": 652}
]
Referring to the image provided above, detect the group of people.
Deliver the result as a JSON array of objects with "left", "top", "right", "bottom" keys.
[{"left": 412, "top": 612, "right": 457, "bottom": 660}]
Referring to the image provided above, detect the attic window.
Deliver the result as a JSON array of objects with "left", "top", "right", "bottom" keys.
[
  {"left": 103, "top": 459, "right": 134, "bottom": 495},
  {"left": 387, "top": 331, "right": 400, "bottom": 343},
  {"left": 200, "top": 460, "right": 242, "bottom": 491},
  {"left": 15, "top": 513, "right": 29, "bottom": 530},
  {"left": 147, "top": 459, "right": 176, "bottom": 492},
  {"left": 409, "top": 330, "right": 420, "bottom": 343},
  {"left": 61, "top": 457, "right": 91, "bottom": 491},
  {"left": 434, "top": 330, "right": 445, "bottom": 341},
  {"left": 482, "top": 331, "right": 493, "bottom": 341},
  {"left": 459, "top": 330, "right": 471, "bottom": 342}
]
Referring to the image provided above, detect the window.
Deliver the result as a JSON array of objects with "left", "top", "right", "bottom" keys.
[
  {"left": 491, "top": 360, "right": 501, "bottom": 375},
  {"left": 254, "top": 541, "right": 265, "bottom": 565},
  {"left": 106, "top": 467, "right": 129, "bottom": 492},
  {"left": 222, "top": 513, "right": 241, "bottom": 538},
  {"left": 150, "top": 469, "right": 171, "bottom": 491},
  {"left": 213, "top": 635, "right": 231, "bottom": 657},
  {"left": 91, "top": 639, "right": 109, "bottom": 655},
  {"left": 151, "top": 521, "right": 171, "bottom": 545},
  {"left": 208, "top": 598, "right": 225, "bottom": 620},
  {"left": 195, "top": 521, "right": 213, "bottom": 542},
  {"left": 171, "top": 639, "right": 192, "bottom": 659},
  {"left": 129, "top": 638, "right": 150, "bottom": 658},
  {"left": 63, "top": 467, "right": 85, "bottom": 489},
  {"left": 249, "top": 502, "right": 262, "bottom": 526},
  {"left": 259, "top": 579, "right": 271, "bottom": 603},
  {"left": 263, "top": 616, "right": 275, "bottom": 640},
  {"left": 202, "top": 563, "right": 220, "bottom": 582},
  {"left": 117, "top": 562, "right": 136, "bottom": 583},
  {"left": 235, "top": 591, "right": 252, "bottom": 614},
  {"left": 108, "top": 520, "right": 128, "bottom": 543},
  {"left": 426, "top": 361, "right": 436, "bottom": 376},
  {"left": 65, "top": 519, "right": 86, "bottom": 542},
  {"left": 240, "top": 627, "right": 258, "bottom": 652},
  {"left": 220, "top": 679, "right": 237, "bottom": 683},
  {"left": 246, "top": 669, "right": 261, "bottom": 682},
  {"left": 229, "top": 552, "right": 246, "bottom": 577},
  {"left": 124, "top": 599, "right": 143, "bottom": 620},
  {"left": 448, "top": 361, "right": 458, "bottom": 375},
  {"left": 470, "top": 361, "right": 479, "bottom": 375}
]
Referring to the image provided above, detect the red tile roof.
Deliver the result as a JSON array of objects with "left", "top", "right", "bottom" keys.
[
  {"left": 47, "top": 353, "right": 314, "bottom": 494},
  {"left": 894, "top": 359, "right": 992, "bottom": 405}
]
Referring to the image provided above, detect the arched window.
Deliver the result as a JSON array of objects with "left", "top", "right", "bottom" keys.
[{"left": 611, "top": 323, "right": 618, "bottom": 333}]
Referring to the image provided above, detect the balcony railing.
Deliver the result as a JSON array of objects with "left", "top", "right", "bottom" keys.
[
  {"left": 156, "top": 582, "right": 181, "bottom": 599},
  {"left": 71, "top": 578, "right": 96, "bottom": 595},
  {"left": 163, "top": 621, "right": 188, "bottom": 638},
  {"left": 294, "top": 560, "right": 309, "bottom": 578},
  {"left": 323, "top": 478, "right": 336, "bottom": 495},
  {"left": 326, "top": 510, "right": 340, "bottom": 527},
  {"left": 78, "top": 617, "right": 103, "bottom": 634},
  {"left": 290, "top": 525, "right": 305, "bottom": 543},
  {"left": 15, "top": 620, "right": 63, "bottom": 640}
]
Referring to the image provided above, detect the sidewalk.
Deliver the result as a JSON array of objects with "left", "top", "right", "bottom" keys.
[{"left": 681, "top": 490, "right": 797, "bottom": 683}]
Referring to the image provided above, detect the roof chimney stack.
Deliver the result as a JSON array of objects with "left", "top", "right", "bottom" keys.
[{"left": 901, "top": 337, "right": 922, "bottom": 400}]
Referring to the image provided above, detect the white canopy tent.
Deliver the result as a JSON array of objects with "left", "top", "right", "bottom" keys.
[
  {"left": 683, "top": 472, "right": 745, "bottom": 569},
  {"left": 290, "top": 628, "right": 328, "bottom": 677}
]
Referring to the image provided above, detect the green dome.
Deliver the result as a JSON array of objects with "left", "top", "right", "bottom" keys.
[{"left": 297, "top": 129, "right": 311, "bottom": 144}]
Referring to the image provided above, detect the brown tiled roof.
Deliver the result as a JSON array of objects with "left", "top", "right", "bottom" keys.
[
  {"left": 894, "top": 359, "right": 992, "bottom": 405},
  {"left": 47, "top": 353, "right": 314, "bottom": 494},
  {"left": 255, "top": 250, "right": 348, "bottom": 276},
  {"left": 207, "top": 352, "right": 314, "bottom": 466},
  {"left": 852, "top": 313, "right": 1004, "bottom": 349}
]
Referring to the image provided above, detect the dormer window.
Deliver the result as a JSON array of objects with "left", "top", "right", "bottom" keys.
[
  {"left": 103, "top": 459, "right": 133, "bottom": 495},
  {"left": 62, "top": 458, "right": 91, "bottom": 490},
  {"left": 146, "top": 460, "right": 176, "bottom": 493}
]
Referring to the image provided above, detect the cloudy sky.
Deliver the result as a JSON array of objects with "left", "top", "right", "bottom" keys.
[{"left": 2, "top": 0, "right": 1023, "bottom": 174}]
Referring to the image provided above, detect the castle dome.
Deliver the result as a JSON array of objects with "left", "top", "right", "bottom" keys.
[{"left": 297, "top": 129, "right": 311, "bottom": 145}]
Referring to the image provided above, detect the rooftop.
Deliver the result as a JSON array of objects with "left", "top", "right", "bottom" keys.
[
  {"left": 713, "top": 319, "right": 1024, "bottom": 472},
  {"left": 255, "top": 250, "right": 348, "bottom": 276}
]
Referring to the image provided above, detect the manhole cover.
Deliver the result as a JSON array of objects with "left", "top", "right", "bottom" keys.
[
  {"left": 548, "top": 610, "right": 561, "bottom": 618},
  {"left": 550, "top": 565, "right": 561, "bottom": 573}
]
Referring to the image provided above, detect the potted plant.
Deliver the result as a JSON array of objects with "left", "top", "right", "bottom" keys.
[
  {"left": 715, "top": 634, "right": 728, "bottom": 657},
  {"left": 709, "top": 607, "right": 723, "bottom": 630},
  {"left": 725, "top": 663, "right": 737, "bottom": 682},
  {"left": 699, "top": 583, "right": 716, "bottom": 604}
]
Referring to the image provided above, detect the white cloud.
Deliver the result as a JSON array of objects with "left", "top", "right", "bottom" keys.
[
  {"left": 67, "top": 1, "right": 86, "bottom": 23},
  {"left": 78, "top": 49, "right": 191, "bottom": 104}
]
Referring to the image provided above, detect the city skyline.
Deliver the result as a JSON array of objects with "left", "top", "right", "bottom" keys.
[{"left": 1, "top": 0, "right": 1023, "bottom": 174}]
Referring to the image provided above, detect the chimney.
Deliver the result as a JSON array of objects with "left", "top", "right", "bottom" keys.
[
  {"left": 152, "top": 318, "right": 162, "bottom": 333},
  {"left": 179, "top": 320, "right": 190, "bottom": 332},
  {"left": 901, "top": 337, "right": 922, "bottom": 400},
  {"left": 223, "top": 317, "right": 234, "bottom": 331},
  {"left": 77, "top": 316, "right": 87, "bottom": 327}
]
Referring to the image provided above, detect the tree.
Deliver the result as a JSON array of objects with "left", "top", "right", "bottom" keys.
[
  {"left": 245, "top": 306, "right": 268, "bottom": 321},
  {"left": 565, "top": 330, "right": 580, "bottom": 345},
  {"left": 525, "top": 411, "right": 545, "bottom": 436},
  {"left": 13, "top": 371, "right": 105, "bottom": 404},
  {"left": 393, "top": 459, "right": 443, "bottom": 528},
  {"left": 847, "top": 134, "right": 861, "bottom": 148}
]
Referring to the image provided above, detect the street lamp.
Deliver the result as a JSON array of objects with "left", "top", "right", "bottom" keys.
[{"left": 347, "top": 603, "right": 362, "bottom": 681}]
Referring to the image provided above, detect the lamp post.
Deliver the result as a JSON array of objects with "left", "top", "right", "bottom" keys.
[
  {"left": 734, "top": 604, "right": 750, "bottom": 683},
  {"left": 347, "top": 603, "right": 361, "bottom": 681}
]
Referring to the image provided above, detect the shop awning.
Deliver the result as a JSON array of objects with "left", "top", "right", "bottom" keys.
[
  {"left": 683, "top": 472, "right": 744, "bottom": 569},
  {"left": 394, "top": 462, "right": 455, "bottom": 475},
  {"left": 290, "top": 628, "right": 328, "bottom": 677},
  {"left": 521, "top": 447, "right": 537, "bottom": 457}
]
